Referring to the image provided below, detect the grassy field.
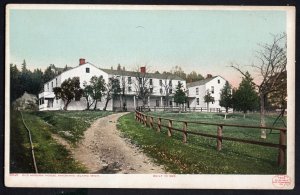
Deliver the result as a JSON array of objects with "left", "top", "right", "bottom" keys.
[
  {"left": 10, "top": 110, "right": 112, "bottom": 173},
  {"left": 117, "top": 112, "right": 286, "bottom": 174}
]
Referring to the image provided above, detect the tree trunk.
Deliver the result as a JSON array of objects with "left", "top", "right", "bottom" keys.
[
  {"left": 93, "top": 99, "right": 98, "bottom": 110},
  {"left": 86, "top": 97, "right": 90, "bottom": 110},
  {"left": 224, "top": 107, "right": 229, "bottom": 120},
  {"left": 260, "top": 94, "right": 267, "bottom": 139},
  {"left": 207, "top": 103, "right": 209, "bottom": 112},
  {"left": 103, "top": 98, "right": 110, "bottom": 111},
  {"left": 119, "top": 95, "right": 123, "bottom": 110},
  {"left": 243, "top": 111, "right": 246, "bottom": 119},
  {"left": 63, "top": 100, "right": 71, "bottom": 110}
]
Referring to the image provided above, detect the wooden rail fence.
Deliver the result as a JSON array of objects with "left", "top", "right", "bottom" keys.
[{"left": 135, "top": 110, "right": 287, "bottom": 166}]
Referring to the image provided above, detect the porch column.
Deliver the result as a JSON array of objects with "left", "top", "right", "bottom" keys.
[
  {"left": 133, "top": 96, "right": 136, "bottom": 109},
  {"left": 148, "top": 96, "right": 150, "bottom": 107},
  {"left": 160, "top": 96, "right": 163, "bottom": 107}
]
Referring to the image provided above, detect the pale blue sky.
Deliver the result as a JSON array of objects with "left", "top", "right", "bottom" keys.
[{"left": 9, "top": 9, "right": 286, "bottom": 86}]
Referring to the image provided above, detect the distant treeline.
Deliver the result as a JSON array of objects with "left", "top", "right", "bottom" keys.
[{"left": 10, "top": 60, "right": 70, "bottom": 102}]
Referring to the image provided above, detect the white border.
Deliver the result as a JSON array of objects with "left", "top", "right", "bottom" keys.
[{"left": 5, "top": 4, "right": 295, "bottom": 189}]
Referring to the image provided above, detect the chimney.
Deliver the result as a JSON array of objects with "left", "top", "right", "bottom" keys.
[
  {"left": 140, "top": 66, "right": 146, "bottom": 74},
  {"left": 206, "top": 74, "right": 212, "bottom": 78},
  {"left": 79, "top": 58, "right": 86, "bottom": 65}
]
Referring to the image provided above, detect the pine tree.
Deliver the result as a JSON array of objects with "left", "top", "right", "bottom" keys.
[
  {"left": 174, "top": 81, "right": 187, "bottom": 113},
  {"left": 219, "top": 81, "right": 232, "bottom": 119},
  {"left": 233, "top": 72, "right": 259, "bottom": 118},
  {"left": 21, "top": 59, "right": 27, "bottom": 73}
]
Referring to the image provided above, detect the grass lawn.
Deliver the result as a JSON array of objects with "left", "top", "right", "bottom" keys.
[
  {"left": 10, "top": 110, "right": 112, "bottom": 173},
  {"left": 117, "top": 112, "right": 286, "bottom": 174}
]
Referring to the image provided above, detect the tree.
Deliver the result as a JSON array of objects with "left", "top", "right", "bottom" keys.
[
  {"left": 171, "top": 66, "right": 186, "bottom": 80},
  {"left": 90, "top": 76, "right": 106, "bottom": 110},
  {"left": 119, "top": 74, "right": 128, "bottom": 111},
  {"left": 30, "top": 68, "right": 44, "bottom": 95},
  {"left": 161, "top": 73, "right": 175, "bottom": 108},
  {"left": 174, "top": 81, "right": 187, "bottom": 113},
  {"left": 133, "top": 66, "right": 153, "bottom": 108},
  {"left": 53, "top": 77, "right": 83, "bottom": 110},
  {"left": 231, "top": 33, "right": 286, "bottom": 138},
  {"left": 82, "top": 82, "right": 94, "bottom": 110},
  {"left": 233, "top": 72, "right": 259, "bottom": 118},
  {"left": 21, "top": 59, "right": 27, "bottom": 73},
  {"left": 103, "top": 77, "right": 121, "bottom": 111},
  {"left": 219, "top": 81, "right": 232, "bottom": 119},
  {"left": 204, "top": 91, "right": 214, "bottom": 112},
  {"left": 186, "top": 71, "right": 204, "bottom": 83},
  {"left": 43, "top": 64, "right": 57, "bottom": 83},
  {"left": 10, "top": 64, "right": 22, "bottom": 102}
]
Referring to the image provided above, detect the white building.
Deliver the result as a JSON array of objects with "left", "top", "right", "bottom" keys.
[
  {"left": 38, "top": 59, "right": 186, "bottom": 111},
  {"left": 187, "top": 75, "right": 227, "bottom": 111}
]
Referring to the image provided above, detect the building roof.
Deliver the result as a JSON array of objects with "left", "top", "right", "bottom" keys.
[
  {"left": 100, "top": 68, "right": 185, "bottom": 81},
  {"left": 186, "top": 76, "right": 219, "bottom": 88}
]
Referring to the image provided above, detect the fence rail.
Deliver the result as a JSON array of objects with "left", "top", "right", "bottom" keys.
[{"left": 135, "top": 110, "right": 287, "bottom": 166}]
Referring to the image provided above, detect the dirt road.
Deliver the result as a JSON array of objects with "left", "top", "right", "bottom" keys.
[{"left": 52, "top": 112, "right": 165, "bottom": 174}]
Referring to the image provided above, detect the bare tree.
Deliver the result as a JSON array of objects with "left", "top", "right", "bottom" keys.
[
  {"left": 119, "top": 74, "right": 128, "bottom": 111},
  {"left": 231, "top": 33, "right": 287, "bottom": 139},
  {"left": 133, "top": 66, "right": 153, "bottom": 108},
  {"left": 161, "top": 73, "right": 175, "bottom": 109}
]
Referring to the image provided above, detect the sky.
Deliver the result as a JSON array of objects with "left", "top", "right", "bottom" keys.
[{"left": 9, "top": 8, "right": 286, "bottom": 87}]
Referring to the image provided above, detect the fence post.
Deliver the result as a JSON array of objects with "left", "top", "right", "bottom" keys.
[
  {"left": 144, "top": 115, "right": 148, "bottom": 127},
  {"left": 150, "top": 117, "right": 154, "bottom": 129},
  {"left": 139, "top": 113, "right": 142, "bottom": 123},
  {"left": 157, "top": 118, "right": 161, "bottom": 132},
  {"left": 278, "top": 130, "right": 286, "bottom": 166},
  {"left": 168, "top": 120, "right": 172, "bottom": 137},
  {"left": 217, "top": 125, "right": 223, "bottom": 151},
  {"left": 183, "top": 122, "right": 187, "bottom": 143}
]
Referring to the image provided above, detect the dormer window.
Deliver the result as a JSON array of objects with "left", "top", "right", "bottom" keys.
[
  {"left": 218, "top": 79, "right": 220, "bottom": 84},
  {"left": 86, "top": 68, "right": 90, "bottom": 73}
]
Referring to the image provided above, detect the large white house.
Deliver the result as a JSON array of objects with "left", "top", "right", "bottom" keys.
[
  {"left": 39, "top": 59, "right": 230, "bottom": 112},
  {"left": 38, "top": 59, "right": 186, "bottom": 111},
  {"left": 187, "top": 75, "right": 227, "bottom": 111}
]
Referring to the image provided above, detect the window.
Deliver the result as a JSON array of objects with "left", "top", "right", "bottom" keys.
[
  {"left": 128, "top": 77, "right": 131, "bottom": 84},
  {"left": 156, "top": 100, "right": 160, "bottom": 107},
  {"left": 211, "top": 86, "right": 214, "bottom": 94},
  {"left": 128, "top": 86, "right": 132, "bottom": 92},
  {"left": 218, "top": 79, "right": 220, "bottom": 84},
  {"left": 150, "top": 79, "right": 153, "bottom": 85},
  {"left": 196, "top": 98, "right": 199, "bottom": 105},
  {"left": 51, "top": 82, "right": 53, "bottom": 87},
  {"left": 86, "top": 68, "right": 90, "bottom": 73},
  {"left": 169, "top": 80, "right": 172, "bottom": 86},
  {"left": 160, "top": 88, "right": 163, "bottom": 94},
  {"left": 196, "top": 87, "right": 199, "bottom": 95},
  {"left": 47, "top": 83, "right": 49, "bottom": 91},
  {"left": 178, "top": 81, "right": 180, "bottom": 85},
  {"left": 169, "top": 101, "right": 173, "bottom": 106},
  {"left": 169, "top": 89, "right": 172, "bottom": 94},
  {"left": 55, "top": 78, "right": 57, "bottom": 86},
  {"left": 159, "top": 80, "right": 162, "bottom": 86}
]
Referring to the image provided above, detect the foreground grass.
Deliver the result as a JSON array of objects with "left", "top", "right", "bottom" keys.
[
  {"left": 10, "top": 110, "right": 112, "bottom": 173},
  {"left": 32, "top": 110, "right": 113, "bottom": 144},
  {"left": 117, "top": 112, "right": 286, "bottom": 174},
  {"left": 10, "top": 111, "right": 87, "bottom": 173}
]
